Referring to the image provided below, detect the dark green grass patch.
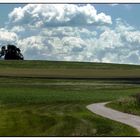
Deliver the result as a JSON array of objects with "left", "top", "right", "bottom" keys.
[{"left": 0, "top": 103, "right": 138, "bottom": 136}]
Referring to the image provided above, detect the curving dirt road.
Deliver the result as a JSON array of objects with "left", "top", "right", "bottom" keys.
[{"left": 87, "top": 102, "right": 140, "bottom": 132}]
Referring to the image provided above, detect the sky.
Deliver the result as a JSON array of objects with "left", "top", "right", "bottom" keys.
[{"left": 1, "top": 3, "right": 140, "bottom": 64}]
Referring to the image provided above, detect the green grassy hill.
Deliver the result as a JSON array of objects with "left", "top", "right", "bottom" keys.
[
  {"left": 0, "top": 60, "right": 139, "bottom": 136},
  {"left": 0, "top": 60, "right": 140, "bottom": 79},
  {"left": 0, "top": 60, "right": 140, "bottom": 69}
]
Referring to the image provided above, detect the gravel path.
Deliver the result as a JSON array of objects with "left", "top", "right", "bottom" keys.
[{"left": 87, "top": 102, "right": 140, "bottom": 132}]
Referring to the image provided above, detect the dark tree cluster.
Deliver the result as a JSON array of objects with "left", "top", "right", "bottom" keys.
[{"left": 0, "top": 45, "right": 24, "bottom": 60}]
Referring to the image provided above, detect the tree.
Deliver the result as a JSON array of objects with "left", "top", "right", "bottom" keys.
[{"left": 0, "top": 45, "right": 24, "bottom": 60}]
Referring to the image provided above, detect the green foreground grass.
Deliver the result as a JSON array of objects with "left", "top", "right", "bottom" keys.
[
  {"left": 0, "top": 60, "right": 139, "bottom": 136},
  {"left": 0, "top": 82, "right": 139, "bottom": 136}
]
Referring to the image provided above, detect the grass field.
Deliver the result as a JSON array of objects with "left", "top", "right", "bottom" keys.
[{"left": 0, "top": 60, "right": 140, "bottom": 136}]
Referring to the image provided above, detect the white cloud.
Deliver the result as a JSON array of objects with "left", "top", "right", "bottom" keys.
[
  {"left": 17, "top": 36, "right": 48, "bottom": 60},
  {"left": 92, "top": 19, "right": 140, "bottom": 64},
  {"left": 0, "top": 28, "right": 18, "bottom": 46},
  {"left": 40, "top": 27, "right": 97, "bottom": 39},
  {"left": 108, "top": 4, "right": 119, "bottom": 7},
  {"left": 8, "top": 4, "right": 112, "bottom": 28},
  {"left": 17, "top": 28, "right": 89, "bottom": 60},
  {"left": 11, "top": 20, "right": 140, "bottom": 64},
  {"left": 11, "top": 26, "right": 25, "bottom": 33}
]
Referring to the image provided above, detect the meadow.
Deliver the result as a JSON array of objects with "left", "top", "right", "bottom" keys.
[{"left": 0, "top": 60, "right": 140, "bottom": 136}]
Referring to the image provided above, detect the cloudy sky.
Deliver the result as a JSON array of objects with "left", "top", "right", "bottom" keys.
[{"left": 0, "top": 3, "right": 140, "bottom": 64}]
